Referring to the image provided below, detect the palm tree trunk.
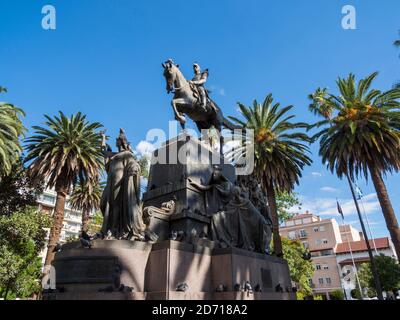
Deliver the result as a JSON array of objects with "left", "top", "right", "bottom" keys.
[
  {"left": 266, "top": 184, "right": 283, "bottom": 257},
  {"left": 81, "top": 209, "right": 90, "bottom": 233},
  {"left": 44, "top": 182, "right": 68, "bottom": 267},
  {"left": 368, "top": 164, "right": 400, "bottom": 259}
]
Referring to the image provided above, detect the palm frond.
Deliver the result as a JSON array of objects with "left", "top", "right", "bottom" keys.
[{"left": 24, "top": 111, "right": 104, "bottom": 192}]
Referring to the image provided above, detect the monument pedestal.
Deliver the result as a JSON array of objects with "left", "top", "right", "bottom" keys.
[
  {"left": 46, "top": 240, "right": 295, "bottom": 300},
  {"left": 143, "top": 133, "right": 235, "bottom": 241},
  {"left": 46, "top": 134, "right": 295, "bottom": 300}
]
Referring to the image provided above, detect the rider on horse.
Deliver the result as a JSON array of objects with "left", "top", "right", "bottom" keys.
[{"left": 189, "top": 63, "right": 209, "bottom": 113}]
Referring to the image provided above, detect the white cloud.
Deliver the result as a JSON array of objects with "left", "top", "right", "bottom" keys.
[
  {"left": 311, "top": 172, "right": 322, "bottom": 178},
  {"left": 320, "top": 186, "right": 341, "bottom": 193},
  {"left": 135, "top": 140, "right": 155, "bottom": 157},
  {"left": 294, "top": 193, "right": 380, "bottom": 218},
  {"left": 209, "top": 85, "right": 226, "bottom": 97}
]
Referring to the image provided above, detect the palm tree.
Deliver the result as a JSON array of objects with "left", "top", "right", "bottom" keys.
[
  {"left": 25, "top": 112, "right": 103, "bottom": 266},
  {"left": 228, "top": 94, "right": 312, "bottom": 256},
  {"left": 308, "top": 72, "right": 400, "bottom": 259},
  {"left": 69, "top": 181, "right": 103, "bottom": 233},
  {"left": 0, "top": 88, "right": 25, "bottom": 178}
]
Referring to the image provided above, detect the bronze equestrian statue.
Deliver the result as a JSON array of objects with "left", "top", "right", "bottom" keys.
[{"left": 162, "top": 59, "right": 241, "bottom": 155}]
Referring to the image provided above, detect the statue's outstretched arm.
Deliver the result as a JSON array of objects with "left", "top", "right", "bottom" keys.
[{"left": 188, "top": 178, "right": 212, "bottom": 191}]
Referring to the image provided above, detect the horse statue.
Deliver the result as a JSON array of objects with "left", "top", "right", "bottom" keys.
[{"left": 162, "top": 59, "right": 241, "bottom": 155}]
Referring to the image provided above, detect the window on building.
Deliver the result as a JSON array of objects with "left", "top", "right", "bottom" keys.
[
  {"left": 295, "top": 219, "right": 302, "bottom": 225},
  {"left": 299, "top": 229, "right": 307, "bottom": 237},
  {"left": 302, "top": 241, "right": 309, "bottom": 249},
  {"left": 316, "top": 264, "right": 321, "bottom": 270},
  {"left": 288, "top": 231, "right": 296, "bottom": 240},
  {"left": 326, "top": 278, "right": 332, "bottom": 285},
  {"left": 318, "top": 278, "right": 324, "bottom": 285},
  {"left": 313, "top": 227, "right": 319, "bottom": 232},
  {"left": 315, "top": 239, "right": 321, "bottom": 245},
  {"left": 320, "top": 226, "right": 326, "bottom": 232},
  {"left": 323, "top": 264, "right": 329, "bottom": 270},
  {"left": 322, "top": 239, "right": 328, "bottom": 244},
  {"left": 320, "top": 249, "right": 334, "bottom": 256},
  {"left": 303, "top": 218, "right": 311, "bottom": 224},
  {"left": 42, "top": 195, "right": 55, "bottom": 204},
  {"left": 285, "top": 221, "right": 294, "bottom": 227}
]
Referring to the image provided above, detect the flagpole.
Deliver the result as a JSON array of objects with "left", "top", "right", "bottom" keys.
[
  {"left": 341, "top": 217, "right": 364, "bottom": 299},
  {"left": 359, "top": 197, "right": 379, "bottom": 255},
  {"left": 337, "top": 199, "right": 364, "bottom": 299},
  {"left": 355, "top": 183, "right": 379, "bottom": 256},
  {"left": 345, "top": 173, "right": 383, "bottom": 300}
]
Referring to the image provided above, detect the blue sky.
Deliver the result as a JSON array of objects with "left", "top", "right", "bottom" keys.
[{"left": 1, "top": 0, "right": 400, "bottom": 238}]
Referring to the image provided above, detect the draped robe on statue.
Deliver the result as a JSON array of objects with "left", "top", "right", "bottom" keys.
[
  {"left": 210, "top": 182, "right": 271, "bottom": 253},
  {"left": 100, "top": 150, "right": 145, "bottom": 239}
]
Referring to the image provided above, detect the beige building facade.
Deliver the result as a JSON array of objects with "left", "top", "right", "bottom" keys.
[
  {"left": 280, "top": 213, "right": 343, "bottom": 299},
  {"left": 281, "top": 212, "right": 398, "bottom": 300}
]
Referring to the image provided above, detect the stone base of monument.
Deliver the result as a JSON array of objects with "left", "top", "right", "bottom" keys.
[{"left": 44, "top": 239, "right": 295, "bottom": 300}]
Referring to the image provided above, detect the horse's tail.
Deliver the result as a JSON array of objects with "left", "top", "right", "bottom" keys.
[{"left": 223, "top": 117, "right": 243, "bottom": 131}]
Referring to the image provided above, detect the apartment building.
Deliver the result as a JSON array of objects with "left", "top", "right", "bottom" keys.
[
  {"left": 280, "top": 212, "right": 343, "bottom": 299},
  {"left": 37, "top": 188, "right": 83, "bottom": 242},
  {"left": 281, "top": 212, "right": 398, "bottom": 299},
  {"left": 339, "top": 224, "right": 362, "bottom": 242}
]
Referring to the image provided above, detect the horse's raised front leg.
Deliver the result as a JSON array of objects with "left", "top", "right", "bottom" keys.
[{"left": 171, "top": 99, "right": 186, "bottom": 129}]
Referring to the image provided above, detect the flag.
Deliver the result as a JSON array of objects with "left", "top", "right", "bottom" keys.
[
  {"left": 337, "top": 200, "right": 344, "bottom": 220},
  {"left": 355, "top": 184, "right": 364, "bottom": 200}
]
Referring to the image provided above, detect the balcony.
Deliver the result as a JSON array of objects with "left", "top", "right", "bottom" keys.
[{"left": 288, "top": 230, "right": 308, "bottom": 240}]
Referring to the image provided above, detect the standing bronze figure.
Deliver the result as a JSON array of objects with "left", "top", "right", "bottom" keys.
[{"left": 100, "top": 129, "right": 146, "bottom": 240}]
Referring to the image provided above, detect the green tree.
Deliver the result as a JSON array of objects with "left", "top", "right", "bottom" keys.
[
  {"left": 25, "top": 112, "right": 104, "bottom": 266},
  {"left": 137, "top": 155, "right": 150, "bottom": 179},
  {"left": 70, "top": 181, "right": 102, "bottom": 233},
  {"left": 87, "top": 211, "right": 103, "bottom": 234},
  {"left": 279, "top": 238, "right": 314, "bottom": 298},
  {"left": 0, "top": 88, "right": 25, "bottom": 179},
  {"left": 329, "top": 289, "right": 345, "bottom": 300},
  {"left": 229, "top": 94, "right": 312, "bottom": 256},
  {"left": 0, "top": 207, "right": 51, "bottom": 299},
  {"left": 357, "top": 263, "right": 376, "bottom": 298},
  {"left": 0, "top": 159, "right": 44, "bottom": 216},
  {"left": 358, "top": 254, "right": 400, "bottom": 296},
  {"left": 309, "top": 72, "right": 400, "bottom": 259},
  {"left": 276, "top": 190, "right": 300, "bottom": 223}
]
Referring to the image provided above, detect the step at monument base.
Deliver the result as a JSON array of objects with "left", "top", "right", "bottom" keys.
[{"left": 44, "top": 240, "right": 295, "bottom": 300}]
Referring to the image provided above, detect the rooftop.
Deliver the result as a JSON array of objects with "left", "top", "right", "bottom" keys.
[{"left": 336, "top": 237, "right": 390, "bottom": 254}]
